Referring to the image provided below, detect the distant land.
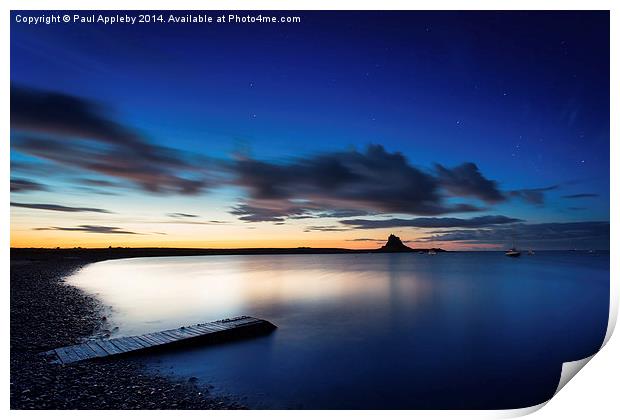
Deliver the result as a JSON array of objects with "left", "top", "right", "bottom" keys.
[{"left": 10, "top": 234, "right": 446, "bottom": 262}]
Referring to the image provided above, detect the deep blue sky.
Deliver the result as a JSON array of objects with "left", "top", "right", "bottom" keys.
[{"left": 10, "top": 11, "right": 610, "bottom": 249}]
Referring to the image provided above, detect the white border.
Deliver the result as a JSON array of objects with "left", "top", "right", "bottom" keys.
[{"left": 3, "top": 1, "right": 617, "bottom": 419}]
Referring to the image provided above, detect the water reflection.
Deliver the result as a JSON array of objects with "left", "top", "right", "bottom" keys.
[{"left": 66, "top": 252, "right": 609, "bottom": 409}]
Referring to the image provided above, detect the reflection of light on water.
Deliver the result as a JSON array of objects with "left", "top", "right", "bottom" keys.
[
  {"left": 64, "top": 252, "right": 608, "bottom": 409},
  {"left": 66, "top": 255, "right": 432, "bottom": 337}
]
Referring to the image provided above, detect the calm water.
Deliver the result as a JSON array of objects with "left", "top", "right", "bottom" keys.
[{"left": 66, "top": 252, "right": 609, "bottom": 409}]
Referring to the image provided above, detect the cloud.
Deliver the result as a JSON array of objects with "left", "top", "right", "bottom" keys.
[
  {"left": 231, "top": 145, "right": 489, "bottom": 222},
  {"left": 345, "top": 238, "right": 384, "bottom": 242},
  {"left": 11, "top": 202, "right": 112, "bottom": 213},
  {"left": 435, "top": 163, "right": 505, "bottom": 203},
  {"left": 11, "top": 85, "right": 217, "bottom": 195},
  {"left": 229, "top": 201, "right": 378, "bottom": 223},
  {"left": 303, "top": 225, "right": 353, "bottom": 232},
  {"left": 33, "top": 225, "right": 140, "bottom": 235},
  {"left": 314, "top": 209, "right": 375, "bottom": 218},
  {"left": 562, "top": 193, "right": 599, "bottom": 199},
  {"left": 508, "top": 185, "right": 559, "bottom": 205},
  {"left": 74, "top": 178, "right": 123, "bottom": 188},
  {"left": 340, "top": 215, "right": 521, "bottom": 229},
  {"left": 167, "top": 213, "right": 200, "bottom": 218},
  {"left": 11, "top": 178, "right": 48, "bottom": 193},
  {"left": 10, "top": 85, "right": 566, "bottom": 221},
  {"left": 11, "top": 85, "right": 140, "bottom": 145},
  {"left": 230, "top": 203, "right": 314, "bottom": 222},
  {"left": 418, "top": 221, "right": 609, "bottom": 249},
  {"left": 161, "top": 220, "right": 228, "bottom": 225}
]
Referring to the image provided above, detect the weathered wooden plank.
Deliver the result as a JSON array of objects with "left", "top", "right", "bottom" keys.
[
  {"left": 54, "top": 347, "right": 78, "bottom": 364},
  {"left": 178, "top": 326, "right": 203, "bottom": 337},
  {"left": 86, "top": 341, "right": 109, "bottom": 357},
  {"left": 183, "top": 326, "right": 207, "bottom": 336},
  {"left": 114, "top": 337, "right": 142, "bottom": 352},
  {"left": 109, "top": 338, "right": 135, "bottom": 352},
  {"left": 150, "top": 332, "right": 176, "bottom": 344},
  {"left": 172, "top": 328, "right": 199, "bottom": 339},
  {"left": 46, "top": 316, "right": 275, "bottom": 364},
  {"left": 124, "top": 336, "right": 148, "bottom": 350},
  {"left": 133, "top": 335, "right": 156, "bottom": 347},
  {"left": 160, "top": 330, "right": 184, "bottom": 341},
  {"left": 162, "top": 329, "right": 190, "bottom": 340},
  {"left": 96, "top": 339, "right": 122, "bottom": 355},
  {"left": 144, "top": 332, "right": 171, "bottom": 345},
  {"left": 196, "top": 323, "right": 227, "bottom": 332},
  {"left": 195, "top": 324, "right": 226, "bottom": 334},
  {"left": 71, "top": 344, "right": 94, "bottom": 361},
  {"left": 236, "top": 319, "right": 264, "bottom": 328},
  {"left": 77, "top": 343, "right": 100, "bottom": 359},
  {"left": 169, "top": 329, "right": 195, "bottom": 339}
]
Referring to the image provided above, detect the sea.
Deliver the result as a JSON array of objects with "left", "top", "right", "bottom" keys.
[{"left": 66, "top": 251, "right": 609, "bottom": 409}]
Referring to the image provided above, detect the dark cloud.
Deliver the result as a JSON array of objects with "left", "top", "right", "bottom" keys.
[
  {"left": 508, "top": 185, "right": 559, "bottom": 205},
  {"left": 340, "top": 215, "right": 521, "bottom": 229},
  {"left": 167, "top": 213, "right": 200, "bottom": 218},
  {"left": 346, "top": 238, "right": 383, "bottom": 242},
  {"left": 231, "top": 145, "right": 488, "bottom": 222},
  {"left": 11, "top": 85, "right": 139, "bottom": 145},
  {"left": 314, "top": 209, "right": 375, "bottom": 218},
  {"left": 11, "top": 202, "right": 112, "bottom": 213},
  {"left": 10, "top": 86, "right": 563, "bottom": 221},
  {"left": 11, "top": 178, "right": 48, "bottom": 193},
  {"left": 73, "top": 186, "right": 121, "bottom": 196},
  {"left": 33, "top": 225, "right": 140, "bottom": 235},
  {"left": 11, "top": 85, "right": 217, "bottom": 195},
  {"left": 75, "top": 178, "right": 123, "bottom": 188},
  {"left": 230, "top": 203, "right": 314, "bottom": 222},
  {"left": 562, "top": 193, "right": 599, "bottom": 199},
  {"left": 159, "top": 219, "right": 228, "bottom": 225},
  {"left": 435, "top": 163, "right": 505, "bottom": 203},
  {"left": 416, "top": 221, "right": 609, "bottom": 250},
  {"left": 11, "top": 160, "right": 81, "bottom": 177},
  {"left": 303, "top": 225, "right": 353, "bottom": 232}
]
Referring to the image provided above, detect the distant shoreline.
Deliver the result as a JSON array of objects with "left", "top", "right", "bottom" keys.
[{"left": 10, "top": 246, "right": 447, "bottom": 263}]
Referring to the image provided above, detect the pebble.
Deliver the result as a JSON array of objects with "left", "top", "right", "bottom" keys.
[{"left": 10, "top": 251, "right": 244, "bottom": 409}]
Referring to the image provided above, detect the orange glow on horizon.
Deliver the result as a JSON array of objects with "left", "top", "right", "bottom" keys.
[{"left": 10, "top": 230, "right": 489, "bottom": 251}]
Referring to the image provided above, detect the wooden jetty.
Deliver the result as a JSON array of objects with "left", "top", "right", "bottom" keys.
[{"left": 42, "top": 316, "right": 276, "bottom": 365}]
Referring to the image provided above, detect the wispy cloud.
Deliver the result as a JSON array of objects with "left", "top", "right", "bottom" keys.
[
  {"left": 33, "top": 225, "right": 140, "bottom": 234},
  {"left": 340, "top": 215, "right": 521, "bottom": 229},
  {"left": 10, "top": 178, "right": 48, "bottom": 193},
  {"left": 304, "top": 225, "right": 353, "bottom": 232},
  {"left": 74, "top": 178, "right": 124, "bottom": 188},
  {"left": 11, "top": 202, "right": 112, "bottom": 213},
  {"left": 435, "top": 163, "right": 504, "bottom": 203},
  {"left": 562, "top": 193, "right": 599, "bottom": 199},
  {"left": 508, "top": 185, "right": 559, "bottom": 205},
  {"left": 417, "top": 221, "right": 609, "bottom": 249},
  {"left": 11, "top": 85, "right": 218, "bottom": 195},
  {"left": 167, "top": 213, "right": 200, "bottom": 218}
]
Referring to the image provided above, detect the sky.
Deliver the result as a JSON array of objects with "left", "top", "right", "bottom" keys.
[{"left": 10, "top": 11, "right": 610, "bottom": 250}]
